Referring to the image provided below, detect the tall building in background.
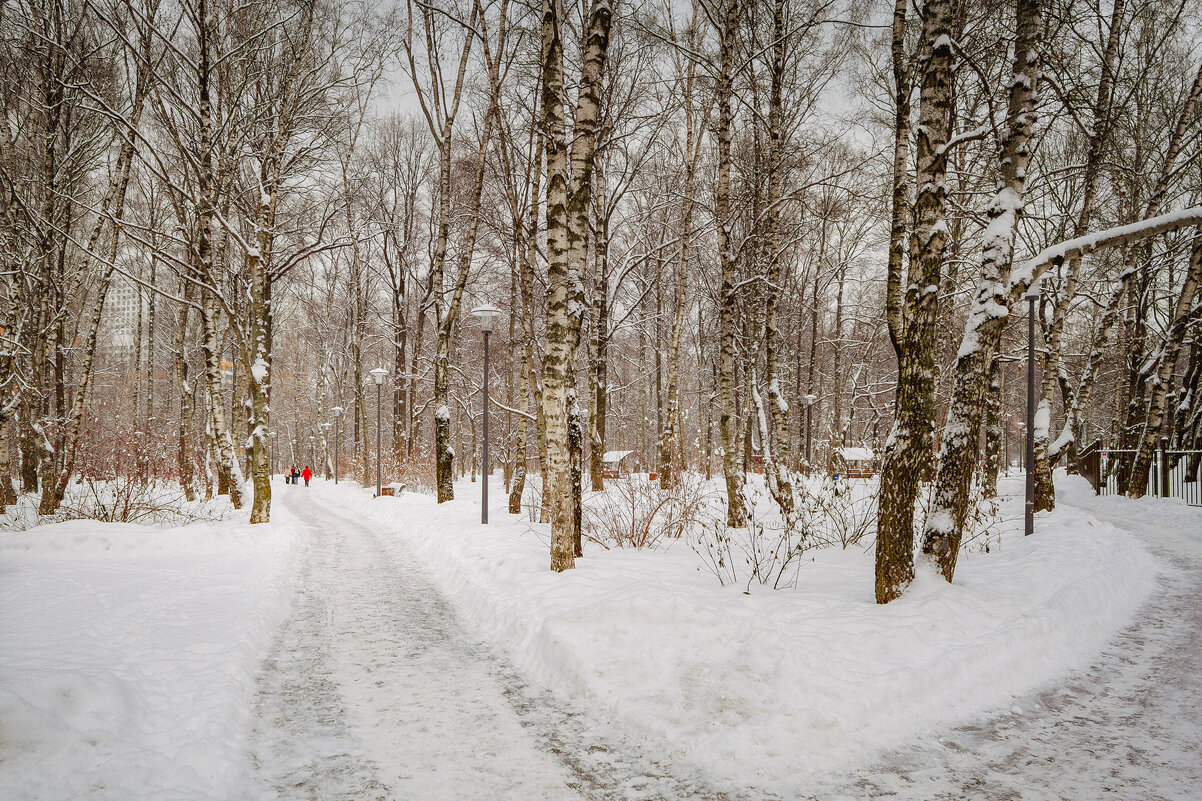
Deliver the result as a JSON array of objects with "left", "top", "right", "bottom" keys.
[{"left": 103, "top": 276, "right": 141, "bottom": 357}]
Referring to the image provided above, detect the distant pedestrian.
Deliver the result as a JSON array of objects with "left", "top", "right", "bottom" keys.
[
  {"left": 290, "top": 465, "right": 299, "bottom": 485},
  {"left": 302, "top": 466, "right": 313, "bottom": 487}
]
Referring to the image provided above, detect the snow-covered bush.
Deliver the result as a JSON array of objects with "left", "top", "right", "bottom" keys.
[
  {"left": 583, "top": 474, "right": 713, "bottom": 549},
  {"left": 521, "top": 474, "right": 545, "bottom": 522},
  {"left": 690, "top": 476, "right": 880, "bottom": 590},
  {"left": 60, "top": 477, "right": 233, "bottom": 525}
]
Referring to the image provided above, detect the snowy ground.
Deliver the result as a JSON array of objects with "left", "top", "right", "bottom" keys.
[
  {"left": 0, "top": 500, "right": 300, "bottom": 800},
  {"left": 2, "top": 472, "right": 1198, "bottom": 799}
]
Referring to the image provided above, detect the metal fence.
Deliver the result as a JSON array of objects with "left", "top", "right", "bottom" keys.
[{"left": 1077, "top": 442, "right": 1202, "bottom": 506}]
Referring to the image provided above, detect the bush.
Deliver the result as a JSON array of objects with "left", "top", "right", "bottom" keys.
[
  {"left": 60, "top": 476, "right": 233, "bottom": 525},
  {"left": 583, "top": 474, "right": 713, "bottom": 549},
  {"left": 690, "top": 476, "right": 880, "bottom": 590}
]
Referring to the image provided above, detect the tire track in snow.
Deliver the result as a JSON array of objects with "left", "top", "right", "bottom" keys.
[{"left": 249, "top": 490, "right": 769, "bottom": 801}]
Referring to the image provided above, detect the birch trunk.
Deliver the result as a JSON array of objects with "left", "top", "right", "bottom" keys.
[
  {"left": 1051, "top": 59, "right": 1202, "bottom": 484},
  {"left": 1030, "top": 0, "right": 1125, "bottom": 511},
  {"left": 659, "top": 33, "right": 709, "bottom": 490},
  {"left": 194, "top": 0, "right": 241, "bottom": 509},
  {"left": 175, "top": 282, "right": 195, "bottom": 501},
  {"left": 980, "top": 356, "right": 1003, "bottom": 497},
  {"left": 541, "top": 0, "right": 612, "bottom": 571},
  {"left": 1126, "top": 236, "right": 1202, "bottom": 496},
  {"left": 875, "top": 0, "right": 953, "bottom": 603},
  {"left": 512, "top": 129, "right": 544, "bottom": 513},
  {"left": 714, "top": 0, "right": 744, "bottom": 527},
  {"left": 0, "top": 419, "right": 13, "bottom": 511},
  {"left": 587, "top": 217, "right": 609, "bottom": 491},
  {"left": 922, "top": 0, "right": 1041, "bottom": 581}
]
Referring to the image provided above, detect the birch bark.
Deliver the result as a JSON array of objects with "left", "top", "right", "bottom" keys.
[
  {"left": 875, "top": 0, "right": 953, "bottom": 603},
  {"left": 922, "top": 0, "right": 1041, "bottom": 581},
  {"left": 714, "top": 0, "right": 744, "bottom": 527},
  {"left": 541, "top": 0, "right": 612, "bottom": 571}
]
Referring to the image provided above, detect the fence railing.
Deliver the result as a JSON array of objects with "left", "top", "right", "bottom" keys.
[{"left": 1077, "top": 441, "right": 1202, "bottom": 506}]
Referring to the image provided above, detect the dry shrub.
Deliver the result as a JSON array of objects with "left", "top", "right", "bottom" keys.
[
  {"left": 60, "top": 476, "right": 232, "bottom": 525},
  {"left": 583, "top": 474, "right": 713, "bottom": 549}
]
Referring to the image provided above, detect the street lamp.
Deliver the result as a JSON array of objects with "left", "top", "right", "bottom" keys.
[
  {"left": 308, "top": 435, "right": 316, "bottom": 475},
  {"left": 331, "top": 406, "right": 343, "bottom": 484},
  {"left": 1024, "top": 285, "right": 1039, "bottom": 537},
  {"left": 322, "top": 422, "right": 331, "bottom": 479},
  {"left": 370, "top": 367, "right": 388, "bottom": 497},
  {"left": 471, "top": 303, "right": 504, "bottom": 524},
  {"left": 269, "top": 431, "right": 276, "bottom": 477},
  {"left": 804, "top": 394, "right": 818, "bottom": 473}
]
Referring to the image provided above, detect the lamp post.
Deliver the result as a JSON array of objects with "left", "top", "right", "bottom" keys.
[
  {"left": 471, "top": 304, "right": 504, "bottom": 524},
  {"left": 331, "top": 406, "right": 343, "bottom": 484},
  {"left": 322, "top": 422, "right": 331, "bottom": 479},
  {"left": 269, "top": 431, "right": 276, "bottom": 477},
  {"left": 308, "top": 435, "right": 316, "bottom": 474},
  {"left": 804, "top": 394, "right": 817, "bottom": 473},
  {"left": 370, "top": 368, "right": 388, "bottom": 497},
  {"left": 1025, "top": 287, "right": 1038, "bottom": 536}
]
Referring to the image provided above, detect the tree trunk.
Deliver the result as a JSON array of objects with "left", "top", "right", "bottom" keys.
[
  {"left": 715, "top": 0, "right": 744, "bottom": 527},
  {"left": 979, "top": 356, "right": 1003, "bottom": 498},
  {"left": 1126, "top": 235, "right": 1202, "bottom": 496},
  {"left": 922, "top": 0, "right": 1041, "bottom": 581},
  {"left": 175, "top": 282, "right": 195, "bottom": 501},
  {"left": 876, "top": 0, "right": 954, "bottom": 603},
  {"left": 1030, "top": 0, "right": 1126, "bottom": 510},
  {"left": 541, "top": 0, "right": 612, "bottom": 571}
]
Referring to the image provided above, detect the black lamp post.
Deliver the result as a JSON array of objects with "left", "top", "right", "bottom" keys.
[
  {"left": 269, "top": 431, "right": 276, "bottom": 477},
  {"left": 804, "top": 393, "right": 817, "bottom": 473},
  {"left": 1025, "top": 287, "right": 1038, "bottom": 536},
  {"left": 308, "top": 435, "right": 316, "bottom": 474},
  {"left": 472, "top": 303, "right": 503, "bottom": 524},
  {"left": 332, "top": 406, "right": 343, "bottom": 484},
  {"left": 370, "top": 368, "right": 388, "bottom": 497}
]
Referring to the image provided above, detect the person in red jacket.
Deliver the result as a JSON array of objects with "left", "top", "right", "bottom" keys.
[{"left": 302, "top": 466, "right": 313, "bottom": 487}]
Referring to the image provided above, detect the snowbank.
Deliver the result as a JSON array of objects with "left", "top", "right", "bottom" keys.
[
  {"left": 0, "top": 491, "right": 302, "bottom": 801},
  {"left": 325, "top": 473, "right": 1160, "bottom": 797}
]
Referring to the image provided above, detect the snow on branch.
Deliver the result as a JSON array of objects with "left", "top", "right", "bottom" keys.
[{"left": 1010, "top": 206, "right": 1202, "bottom": 304}]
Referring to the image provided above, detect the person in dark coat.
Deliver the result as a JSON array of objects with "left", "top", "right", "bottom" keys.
[{"left": 302, "top": 466, "right": 313, "bottom": 487}]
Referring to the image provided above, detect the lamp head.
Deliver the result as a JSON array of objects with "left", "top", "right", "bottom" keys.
[
  {"left": 471, "top": 303, "right": 504, "bottom": 334},
  {"left": 804, "top": 394, "right": 817, "bottom": 405},
  {"left": 370, "top": 367, "right": 388, "bottom": 385},
  {"left": 332, "top": 405, "right": 343, "bottom": 417},
  {"left": 1024, "top": 277, "right": 1042, "bottom": 302}
]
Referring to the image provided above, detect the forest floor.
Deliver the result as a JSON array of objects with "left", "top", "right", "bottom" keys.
[{"left": 1, "top": 474, "right": 1199, "bottom": 799}]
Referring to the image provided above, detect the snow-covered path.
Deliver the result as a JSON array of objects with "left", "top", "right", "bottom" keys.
[
  {"left": 247, "top": 490, "right": 583, "bottom": 799},
  {"left": 248, "top": 490, "right": 752, "bottom": 801},
  {"left": 800, "top": 486, "right": 1202, "bottom": 801}
]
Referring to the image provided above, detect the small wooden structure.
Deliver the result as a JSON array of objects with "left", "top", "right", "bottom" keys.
[
  {"left": 834, "top": 447, "right": 875, "bottom": 479},
  {"left": 601, "top": 450, "right": 635, "bottom": 479}
]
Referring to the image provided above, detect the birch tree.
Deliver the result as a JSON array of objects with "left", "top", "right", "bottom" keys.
[{"left": 541, "top": 0, "right": 613, "bottom": 571}]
